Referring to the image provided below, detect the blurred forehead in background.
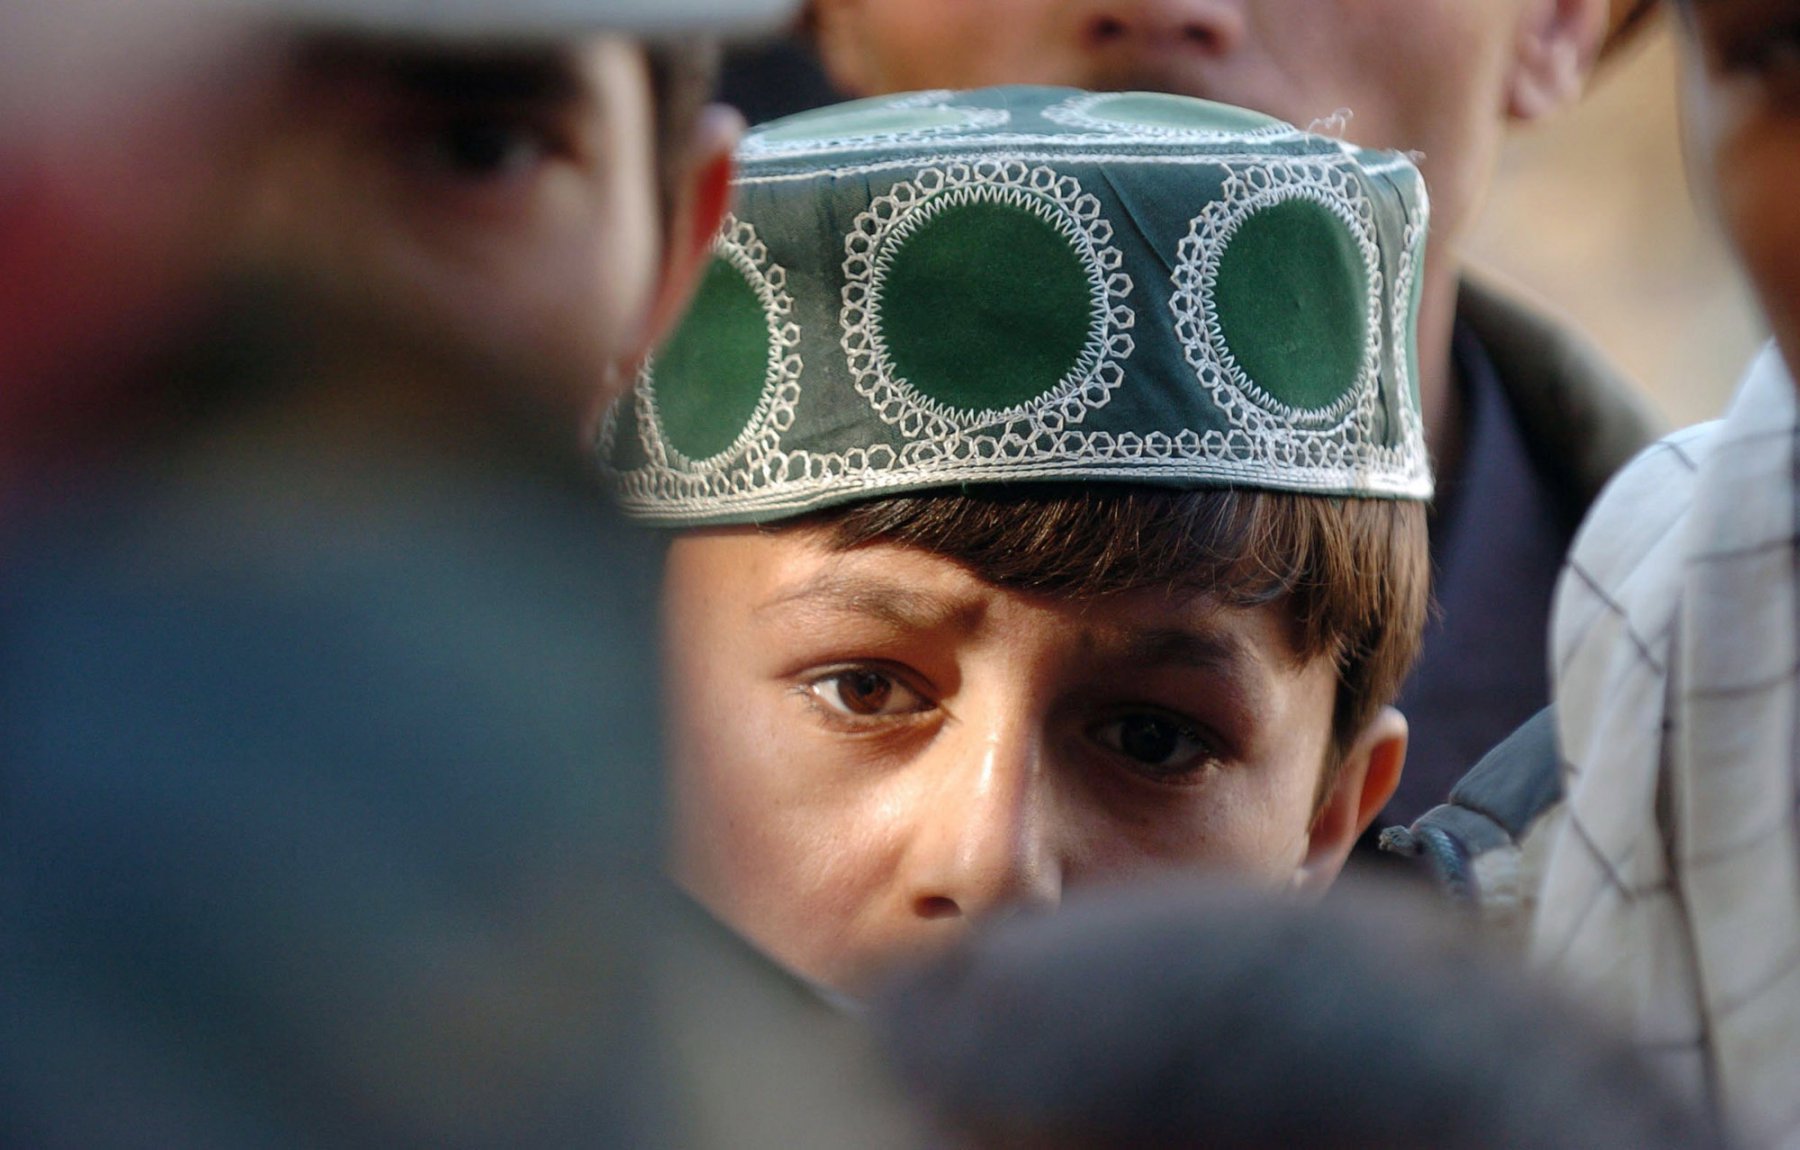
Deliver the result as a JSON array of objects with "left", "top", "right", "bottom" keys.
[
  {"left": 236, "top": 32, "right": 674, "bottom": 423},
  {"left": 0, "top": 0, "right": 782, "bottom": 492}
]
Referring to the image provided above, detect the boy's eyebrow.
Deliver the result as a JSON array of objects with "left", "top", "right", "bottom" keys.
[
  {"left": 1110, "top": 624, "right": 1276, "bottom": 716},
  {"left": 755, "top": 572, "right": 986, "bottom": 633},
  {"left": 1117, "top": 627, "right": 1256, "bottom": 675}
]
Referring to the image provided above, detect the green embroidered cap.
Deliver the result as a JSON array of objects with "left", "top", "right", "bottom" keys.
[{"left": 602, "top": 86, "right": 1432, "bottom": 525}]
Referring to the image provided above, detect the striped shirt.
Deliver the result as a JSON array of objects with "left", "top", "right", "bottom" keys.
[{"left": 1531, "top": 346, "right": 1800, "bottom": 1149}]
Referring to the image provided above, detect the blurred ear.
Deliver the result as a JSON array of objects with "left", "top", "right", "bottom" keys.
[
  {"left": 1293, "top": 706, "right": 1408, "bottom": 895},
  {"left": 637, "top": 102, "right": 741, "bottom": 358},
  {"left": 810, "top": 0, "right": 876, "bottom": 95},
  {"left": 585, "top": 104, "right": 735, "bottom": 438},
  {"left": 1507, "top": 0, "right": 1610, "bottom": 123}
]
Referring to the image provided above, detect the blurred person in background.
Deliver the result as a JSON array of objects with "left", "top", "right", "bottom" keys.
[
  {"left": 1523, "top": 1, "right": 1800, "bottom": 1145},
  {"left": 0, "top": 2, "right": 918, "bottom": 1146},
  {"left": 875, "top": 878, "right": 1730, "bottom": 1149},
  {"left": 724, "top": 0, "right": 1666, "bottom": 844}
]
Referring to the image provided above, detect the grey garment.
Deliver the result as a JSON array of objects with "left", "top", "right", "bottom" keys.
[
  {"left": 0, "top": 429, "right": 680, "bottom": 1148},
  {"left": 1381, "top": 278, "right": 1663, "bottom": 827},
  {"left": 1379, "top": 706, "right": 1561, "bottom": 912}
]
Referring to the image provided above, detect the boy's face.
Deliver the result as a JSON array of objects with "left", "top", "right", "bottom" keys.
[
  {"left": 1681, "top": 0, "right": 1800, "bottom": 369},
  {"left": 812, "top": 0, "right": 1597, "bottom": 243},
  {"left": 663, "top": 527, "right": 1404, "bottom": 994},
  {"left": 243, "top": 36, "right": 710, "bottom": 424}
]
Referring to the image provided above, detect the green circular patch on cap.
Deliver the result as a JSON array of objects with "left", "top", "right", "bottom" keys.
[
  {"left": 1214, "top": 198, "right": 1367, "bottom": 413},
  {"left": 1080, "top": 92, "right": 1281, "bottom": 133},
  {"left": 756, "top": 102, "right": 985, "bottom": 146},
  {"left": 880, "top": 198, "right": 1095, "bottom": 415},
  {"left": 652, "top": 255, "right": 770, "bottom": 461}
]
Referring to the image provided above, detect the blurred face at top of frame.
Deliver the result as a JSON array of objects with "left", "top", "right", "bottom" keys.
[
  {"left": 240, "top": 35, "right": 723, "bottom": 425},
  {"left": 663, "top": 525, "right": 1406, "bottom": 996},
  {"left": 810, "top": 0, "right": 1611, "bottom": 247},
  {"left": 1680, "top": 0, "right": 1800, "bottom": 373}
]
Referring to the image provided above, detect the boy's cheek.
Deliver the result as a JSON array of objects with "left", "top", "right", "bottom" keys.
[
  {"left": 668, "top": 731, "right": 907, "bottom": 990},
  {"left": 1183, "top": 773, "right": 1319, "bottom": 879}
]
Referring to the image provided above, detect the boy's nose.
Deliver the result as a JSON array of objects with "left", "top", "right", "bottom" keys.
[
  {"left": 898, "top": 719, "right": 1062, "bottom": 927},
  {"left": 1081, "top": 0, "right": 1245, "bottom": 57}
]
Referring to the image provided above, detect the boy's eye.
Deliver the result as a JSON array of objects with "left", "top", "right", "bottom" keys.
[
  {"left": 808, "top": 668, "right": 931, "bottom": 718},
  {"left": 1090, "top": 713, "right": 1216, "bottom": 780}
]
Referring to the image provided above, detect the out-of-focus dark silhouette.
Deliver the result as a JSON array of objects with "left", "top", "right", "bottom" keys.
[{"left": 878, "top": 878, "right": 1731, "bottom": 1150}]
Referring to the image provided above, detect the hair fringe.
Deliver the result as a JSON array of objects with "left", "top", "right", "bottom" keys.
[{"left": 799, "top": 486, "right": 1430, "bottom": 767}]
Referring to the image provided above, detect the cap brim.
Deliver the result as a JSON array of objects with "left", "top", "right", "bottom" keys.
[{"left": 259, "top": 0, "right": 800, "bottom": 40}]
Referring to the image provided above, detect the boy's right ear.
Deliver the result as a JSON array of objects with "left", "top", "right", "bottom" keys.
[{"left": 1294, "top": 706, "right": 1409, "bottom": 895}]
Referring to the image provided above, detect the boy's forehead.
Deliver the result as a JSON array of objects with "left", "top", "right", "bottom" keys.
[{"left": 601, "top": 86, "right": 1433, "bottom": 530}]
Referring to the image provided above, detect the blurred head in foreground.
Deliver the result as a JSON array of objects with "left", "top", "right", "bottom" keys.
[
  {"left": 228, "top": 9, "right": 742, "bottom": 439},
  {"left": 1, "top": 2, "right": 807, "bottom": 1147},
  {"left": 877, "top": 878, "right": 1729, "bottom": 1150},
  {"left": 602, "top": 87, "right": 1433, "bottom": 995},
  {"left": 0, "top": 0, "right": 754, "bottom": 494}
]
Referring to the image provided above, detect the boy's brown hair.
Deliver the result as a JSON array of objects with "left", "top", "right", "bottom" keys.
[{"left": 804, "top": 486, "right": 1429, "bottom": 782}]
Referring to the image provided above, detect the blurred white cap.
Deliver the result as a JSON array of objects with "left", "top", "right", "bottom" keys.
[
  {"left": 0, "top": 0, "right": 797, "bottom": 146},
  {"left": 248, "top": 0, "right": 801, "bottom": 38},
  {"left": 0, "top": 0, "right": 246, "bottom": 146}
]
